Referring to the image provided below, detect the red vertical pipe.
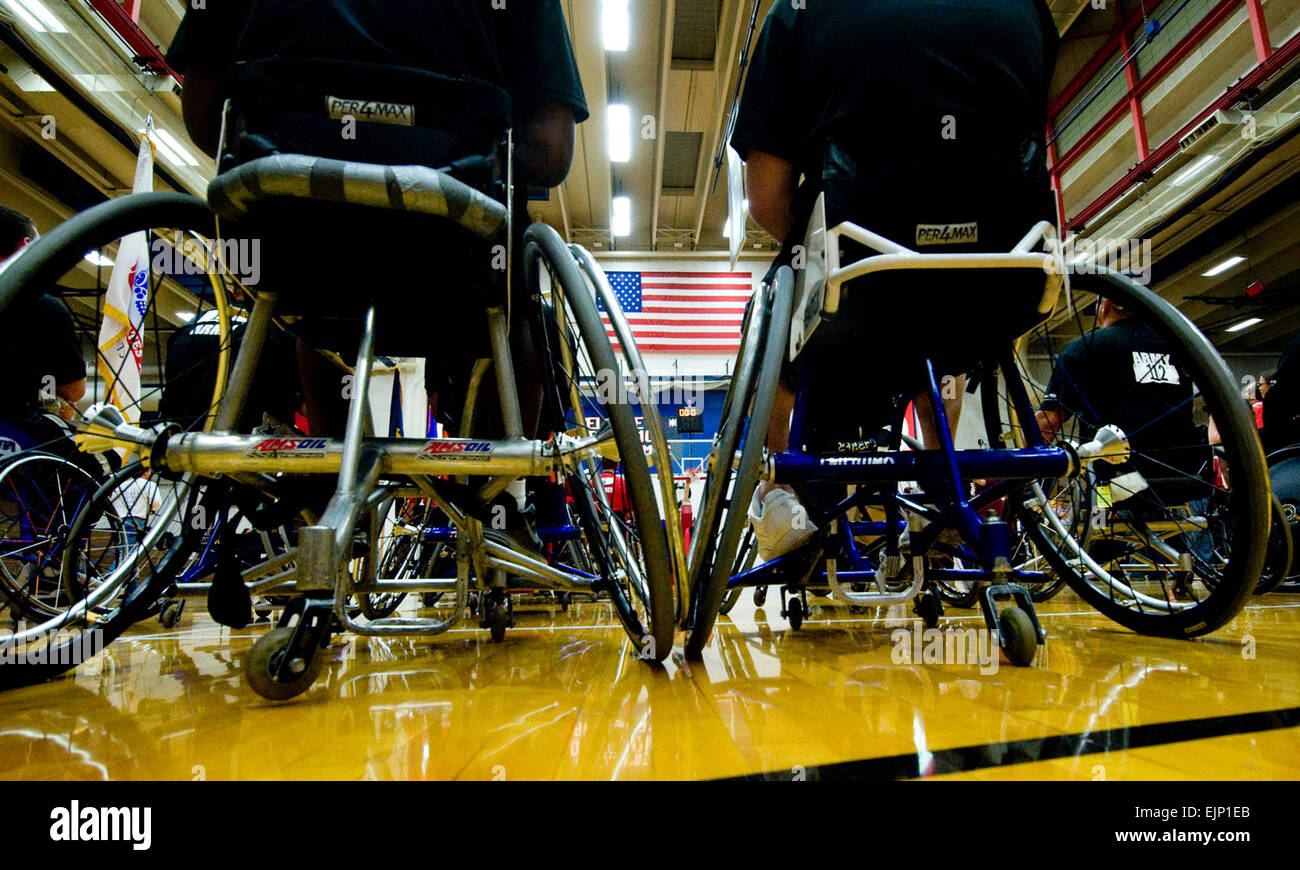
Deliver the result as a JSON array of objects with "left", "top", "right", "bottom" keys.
[{"left": 1245, "top": 0, "right": 1272, "bottom": 62}]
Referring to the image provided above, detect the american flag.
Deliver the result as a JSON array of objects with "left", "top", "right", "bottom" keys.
[{"left": 600, "top": 270, "right": 754, "bottom": 355}]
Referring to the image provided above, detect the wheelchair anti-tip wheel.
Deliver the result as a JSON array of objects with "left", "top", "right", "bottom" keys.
[{"left": 998, "top": 606, "right": 1037, "bottom": 667}]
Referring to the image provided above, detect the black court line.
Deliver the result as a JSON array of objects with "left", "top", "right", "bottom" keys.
[{"left": 712, "top": 706, "right": 1300, "bottom": 781}]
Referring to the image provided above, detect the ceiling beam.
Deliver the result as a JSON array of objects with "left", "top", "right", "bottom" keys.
[
  {"left": 691, "top": 0, "right": 748, "bottom": 250},
  {"left": 649, "top": 0, "right": 676, "bottom": 251}
]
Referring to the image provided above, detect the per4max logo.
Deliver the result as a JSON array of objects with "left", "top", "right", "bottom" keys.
[
  {"left": 248, "top": 438, "right": 329, "bottom": 459},
  {"left": 419, "top": 440, "right": 493, "bottom": 461}
]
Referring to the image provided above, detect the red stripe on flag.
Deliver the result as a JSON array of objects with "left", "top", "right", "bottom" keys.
[{"left": 640, "top": 272, "right": 752, "bottom": 279}]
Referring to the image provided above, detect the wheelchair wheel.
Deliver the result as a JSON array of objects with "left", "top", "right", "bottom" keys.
[
  {"left": 986, "top": 269, "right": 1269, "bottom": 638},
  {"left": 718, "top": 527, "right": 759, "bottom": 616},
  {"left": 686, "top": 266, "right": 793, "bottom": 658},
  {"left": 0, "top": 452, "right": 102, "bottom": 621},
  {"left": 688, "top": 284, "right": 769, "bottom": 615},
  {"left": 525, "top": 224, "right": 674, "bottom": 661},
  {"left": 1254, "top": 492, "right": 1292, "bottom": 595}
]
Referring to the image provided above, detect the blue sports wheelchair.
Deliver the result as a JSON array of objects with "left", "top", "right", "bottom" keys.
[
  {"left": 684, "top": 145, "right": 1271, "bottom": 663},
  {"left": 0, "top": 59, "right": 683, "bottom": 698}
]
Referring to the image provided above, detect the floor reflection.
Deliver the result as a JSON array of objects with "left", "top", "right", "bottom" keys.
[{"left": 1, "top": 591, "right": 1297, "bottom": 780}]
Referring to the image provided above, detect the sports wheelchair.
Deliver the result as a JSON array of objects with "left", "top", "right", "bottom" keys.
[
  {"left": 0, "top": 62, "right": 683, "bottom": 699},
  {"left": 685, "top": 191, "right": 1271, "bottom": 664}
]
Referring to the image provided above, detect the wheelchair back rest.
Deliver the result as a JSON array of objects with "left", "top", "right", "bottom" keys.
[
  {"left": 223, "top": 58, "right": 512, "bottom": 172},
  {"left": 790, "top": 136, "right": 1062, "bottom": 366},
  {"left": 207, "top": 60, "right": 513, "bottom": 354}
]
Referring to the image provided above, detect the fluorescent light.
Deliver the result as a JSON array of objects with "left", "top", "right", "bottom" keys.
[
  {"left": 152, "top": 128, "right": 199, "bottom": 167},
  {"left": 1202, "top": 255, "right": 1246, "bottom": 277},
  {"left": 611, "top": 196, "right": 632, "bottom": 237},
  {"left": 1172, "top": 155, "right": 1217, "bottom": 186},
  {"left": 174, "top": 311, "right": 195, "bottom": 324},
  {"left": 603, "top": 0, "right": 629, "bottom": 51},
  {"left": 2, "top": 0, "right": 44, "bottom": 31},
  {"left": 17, "top": 0, "right": 65, "bottom": 32},
  {"left": 1226, "top": 317, "right": 1263, "bottom": 333},
  {"left": 607, "top": 103, "right": 631, "bottom": 163},
  {"left": 84, "top": 251, "right": 115, "bottom": 268}
]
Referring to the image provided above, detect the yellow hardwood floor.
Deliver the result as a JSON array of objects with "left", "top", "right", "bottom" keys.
[{"left": 1, "top": 590, "right": 1297, "bottom": 780}]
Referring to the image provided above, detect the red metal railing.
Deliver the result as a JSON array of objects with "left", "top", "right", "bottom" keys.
[
  {"left": 85, "top": 0, "right": 180, "bottom": 81},
  {"left": 1050, "top": 0, "right": 1297, "bottom": 232},
  {"left": 1064, "top": 31, "right": 1300, "bottom": 233}
]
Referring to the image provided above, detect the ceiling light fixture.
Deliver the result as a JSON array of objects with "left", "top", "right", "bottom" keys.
[
  {"left": 1225, "top": 317, "right": 1263, "bottom": 333},
  {"left": 1202, "top": 255, "right": 1246, "bottom": 277}
]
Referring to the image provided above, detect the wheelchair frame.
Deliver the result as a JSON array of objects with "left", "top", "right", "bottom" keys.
[{"left": 688, "top": 195, "right": 1140, "bottom": 661}]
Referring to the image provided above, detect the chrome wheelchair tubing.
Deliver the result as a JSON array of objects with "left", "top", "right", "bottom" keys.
[
  {"left": 158, "top": 433, "right": 575, "bottom": 477},
  {"left": 1030, "top": 481, "right": 1192, "bottom": 612}
]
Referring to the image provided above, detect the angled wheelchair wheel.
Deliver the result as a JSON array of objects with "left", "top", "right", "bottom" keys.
[
  {"left": 688, "top": 282, "right": 769, "bottom": 619},
  {"left": 718, "top": 527, "right": 759, "bottom": 616},
  {"left": 685, "top": 266, "right": 793, "bottom": 658},
  {"left": 525, "top": 224, "right": 674, "bottom": 661},
  {"left": 0, "top": 451, "right": 103, "bottom": 622},
  {"left": 988, "top": 269, "right": 1269, "bottom": 638},
  {"left": 1254, "top": 492, "right": 1292, "bottom": 595},
  {"left": 0, "top": 470, "right": 227, "bottom": 690}
]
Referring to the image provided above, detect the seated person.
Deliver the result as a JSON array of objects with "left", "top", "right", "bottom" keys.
[
  {"left": 1263, "top": 333, "right": 1300, "bottom": 453},
  {"left": 158, "top": 309, "right": 302, "bottom": 434},
  {"left": 1035, "top": 297, "right": 1206, "bottom": 507},
  {"left": 0, "top": 206, "right": 99, "bottom": 474},
  {"left": 732, "top": 0, "right": 1059, "bottom": 559},
  {"left": 166, "top": 0, "right": 588, "bottom": 441}
]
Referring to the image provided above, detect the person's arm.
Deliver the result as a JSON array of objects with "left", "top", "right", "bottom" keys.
[
  {"left": 730, "top": 6, "right": 806, "bottom": 244},
  {"left": 746, "top": 151, "right": 800, "bottom": 241},
  {"left": 518, "top": 102, "right": 576, "bottom": 189},
  {"left": 1036, "top": 408, "right": 1065, "bottom": 443},
  {"left": 56, "top": 378, "right": 86, "bottom": 422},
  {"left": 180, "top": 66, "right": 224, "bottom": 158}
]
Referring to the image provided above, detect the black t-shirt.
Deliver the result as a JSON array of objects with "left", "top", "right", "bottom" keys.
[
  {"left": 0, "top": 293, "right": 86, "bottom": 419},
  {"left": 1042, "top": 317, "right": 1203, "bottom": 482},
  {"left": 733, "top": 0, "right": 1056, "bottom": 171},
  {"left": 1263, "top": 332, "right": 1300, "bottom": 452},
  {"left": 159, "top": 313, "right": 300, "bottom": 432},
  {"left": 166, "top": 0, "right": 588, "bottom": 127},
  {"left": 732, "top": 0, "right": 1058, "bottom": 249}
]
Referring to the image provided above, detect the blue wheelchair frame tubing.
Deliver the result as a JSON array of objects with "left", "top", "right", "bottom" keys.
[{"left": 726, "top": 354, "right": 1068, "bottom": 591}]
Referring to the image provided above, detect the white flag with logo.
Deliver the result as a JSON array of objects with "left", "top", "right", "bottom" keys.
[{"left": 97, "top": 135, "right": 154, "bottom": 422}]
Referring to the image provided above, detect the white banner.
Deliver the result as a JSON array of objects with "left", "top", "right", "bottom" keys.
[{"left": 96, "top": 135, "right": 155, "bottom": 422}]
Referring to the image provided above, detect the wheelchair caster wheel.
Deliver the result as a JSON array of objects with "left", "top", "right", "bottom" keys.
[
  {"left": 998, "top": 606, "right": 1037, "bottom": 667},
  {"left": 753, "top": 586, "right": 768, "bottom": 607},
  {"left": 487, "top": 605, "right": 510, "bottom": 643},
  {"left": 914, "top": 591, "right": 943, "bottom": 629},
  {"left": 557, "top": 591, "right": 572, "bottom": 612},
  {"left": 158, "top": 599, "right": 185, "bottom": 629},
  {"left": 787, "top": 596, "right": 804, "bottom": 630},
  {"left": 244, "top": 626, "right": 324, "bottom": 701},
  {"left": 420, "top": 592, "right": 443, "bottom": 608}
]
